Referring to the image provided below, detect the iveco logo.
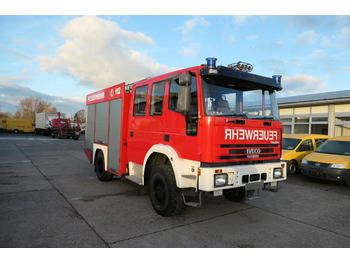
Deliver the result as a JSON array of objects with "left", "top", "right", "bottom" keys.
[
  {"left": 247, "top": 148, "right": 261, "bottom": 154},
  {"left": 315, "top": 162, "right": 321, "bottom": 167}
]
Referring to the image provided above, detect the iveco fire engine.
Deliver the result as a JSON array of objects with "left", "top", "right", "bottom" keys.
[{"left": 84, "top": 58, "right": 286, "bottom": 216}]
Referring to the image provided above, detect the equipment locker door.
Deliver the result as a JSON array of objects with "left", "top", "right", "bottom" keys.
[{"left": 108, "top": 99, "right": 122, "bottom": 174}]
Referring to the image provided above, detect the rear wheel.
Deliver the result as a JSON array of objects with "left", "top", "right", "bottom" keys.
[
  {"left": 95, "top": 151, "right": 113, "bottom": 181},
  {"left": 149, "top": 165, "right": 185, "bottom": 216}
]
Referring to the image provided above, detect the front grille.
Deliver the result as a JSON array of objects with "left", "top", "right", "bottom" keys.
[
  {"left": 307, "top": 161, "right": 330, "bottom": 168},
  {"left": 309, "top": 167, "right": 326, "bottom": 178},
  {"left": 220, "top": 143, "right": 279, "bottom": 160},
  {"left": 229, "top": 148, "right": 274, "bottom": 154},
  {"left": 220, "top": 154, "right": 278, "bottom": 160}
]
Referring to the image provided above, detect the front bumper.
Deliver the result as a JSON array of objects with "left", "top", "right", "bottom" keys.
[
  {"left": 198, "top": 162, "right": 286, "bottom": 192},
  {"left": 301, "top": 164, "right": 350, "bottom": 183}
]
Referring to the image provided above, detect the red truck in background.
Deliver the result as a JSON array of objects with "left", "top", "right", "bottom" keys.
[
  {"left": 84, "top": 58, "right": 287, "bottom": 216},
  {"left": 51, "top": 113, "right": 81, "bottom": 140}
]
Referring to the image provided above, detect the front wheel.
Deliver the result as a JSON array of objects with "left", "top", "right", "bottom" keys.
[
  {"left": 287, "top": 160, "right": 298, "bottom": 175},
  {"left": 95, "top": 151, "right": 113, "bottom": 181},
  {"left": 149, "top": 165, "right": 185, "bottom": 216}
]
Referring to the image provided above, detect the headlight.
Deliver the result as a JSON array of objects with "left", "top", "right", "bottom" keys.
[
  {"left": 301, "top": 159, "right": 308, "bottom": 165},
  {"left": 273, "top": 168, "right": 283, "bottom": 179},
  {"left": 330, "top": 163, "right": 346, "bottom": 169},
  {"left": 214, "top": 174, "right": 228, "bottom": 187},
  {"left": 281, "top": 156, "right": 284, "bottom": 160}
]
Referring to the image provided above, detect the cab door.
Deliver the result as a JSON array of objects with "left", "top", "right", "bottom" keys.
[
  {"left": 128, "top": 81, "right": 166, "bottom": 165},
  {"left": 163, "top": 73, "right": 201, "bottom": 161}
]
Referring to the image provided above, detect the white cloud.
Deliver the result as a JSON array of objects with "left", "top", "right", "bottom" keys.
[
  {"left": 179, "top": 43, "right": 201, "bottom": 58},
  {"left": 247, "top": 34, "right": 258, "bottom": 40},
  {"left": 334, "top": 26, "right": 350, "bottom": 48},
  {"left": 178, "top": 17, "right": 209, "bottom": 42},
  {"left": 0, "top": 44, "right": 33, "bottom": 60},
  {"left": 38, "top": 16, "right": 174, "bottom": 89},
  {"left": 281, "top": 74, "right": 328, "bottom": 97},
  {"left": 293, "top": 30, "right": 319, "bottom": 46},
  {"left": 233, "top": 15, "right": 249, "bottom": 26},
  {"left": 0, "top": 75, "right": 85, "bottom": 115},
  {"left": 309, "top": 49, "right": 326, "bottom": 60},
  {"left": 228, "top": 35, "right": 236, "bottom": 44}
]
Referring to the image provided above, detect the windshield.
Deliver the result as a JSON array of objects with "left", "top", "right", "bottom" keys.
[
  {"left": 201, "top": 78, "right": 279, "bottom": 120},
  {"left": 282, "top": 138, "right": 302, "bottom": 150},
  {"left": 315, "top": 140, "right": 350, "bottom": 155}
]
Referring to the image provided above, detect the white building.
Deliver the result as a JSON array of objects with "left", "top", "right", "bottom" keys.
[{"left": 278, "top": 90, "right": 350, "bottom": 137}]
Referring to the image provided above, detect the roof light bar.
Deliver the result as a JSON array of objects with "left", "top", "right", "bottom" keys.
[{"left": 228, "top": 61, "right": 253, "bottom": 72}]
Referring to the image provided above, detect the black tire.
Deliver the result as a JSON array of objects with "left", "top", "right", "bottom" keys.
[
  {"left": 149, "top": 165, "right": 185, "bottom": 216},
  {"left": 223, "top": 187, "right": 245, "bottom": 202},
  {"left": 287, "top": 160, "right": 298, "bottom": 175},
  {"left": 95, "top": 151, "right": 113, "bottom": 181}
]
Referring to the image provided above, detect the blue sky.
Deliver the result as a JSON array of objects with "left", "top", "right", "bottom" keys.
[{"left": 1, "top": 6, "right": 350, "bottom": 116}]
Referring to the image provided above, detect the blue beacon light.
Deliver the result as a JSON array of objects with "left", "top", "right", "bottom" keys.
[
  {"left": 206, "top": 57, "right": 218, "bottom": 74},
  {"left": 272, "top": 75, "right": 282, "bottom": 85}
]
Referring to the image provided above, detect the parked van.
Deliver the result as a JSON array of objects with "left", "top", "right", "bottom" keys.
[
  {"left": 0, "top": 118, "right": 35, "bottom": 133},
  {"left": 282, "top": 134, "right": 329, "bottom": 175},
  {"left": 301, "top": 136, "right": 350, "bottom": 186}
]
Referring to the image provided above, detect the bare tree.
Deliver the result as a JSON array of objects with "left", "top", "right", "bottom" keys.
[
  {"left": 0, "top": 106, "right": 11, "bottom": 118},
  {"left": 75, "top": 109, "right": 86, "bottom": 124},
  {"left": 14, "top": 96, "right": 57, "bottom": 120}
]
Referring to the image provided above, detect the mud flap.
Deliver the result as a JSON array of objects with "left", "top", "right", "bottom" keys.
[{"left": 245, "top": 181, "right": 264, "bottom": 200}]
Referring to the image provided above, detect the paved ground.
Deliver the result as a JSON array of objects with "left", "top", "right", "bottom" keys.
[{"left": 1, "top": 133, "right": 350, "bottom": 248}]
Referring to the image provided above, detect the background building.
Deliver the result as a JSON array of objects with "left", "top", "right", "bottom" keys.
[{"left": 278, "top": 90, "right": 350, "bottom": 137}]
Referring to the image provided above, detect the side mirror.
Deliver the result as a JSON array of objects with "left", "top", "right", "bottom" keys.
[
  {"left": 177, "top": 85, "right": 191, "bottom": 113},
  {"left": 179, "top": 73, "right": 191, "bottom": 86}
]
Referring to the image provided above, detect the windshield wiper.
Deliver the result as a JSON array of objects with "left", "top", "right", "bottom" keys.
[
  {"left": 249, "top": 116, "right": 275, "bottom": 120},
  {"left": 223, "top": 113, "right": 248, "bottom": 119}
]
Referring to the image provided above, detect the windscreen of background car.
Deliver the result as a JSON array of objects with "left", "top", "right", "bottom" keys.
[
  {"left": 282, "top": 138, "right": 302, "bottom": 150},
  {"left": 315, "top": 140, "right": 350, "bottom": 155}
]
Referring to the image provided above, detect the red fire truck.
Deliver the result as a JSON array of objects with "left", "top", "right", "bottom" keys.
[
  {"left": 84, "top": 58, "right": 286, "bottom": 216},
  {"left": 51, "top": 113, "right": 81, "bottom": 140}
]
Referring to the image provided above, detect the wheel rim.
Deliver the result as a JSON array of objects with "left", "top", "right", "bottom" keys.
[
  {"left": 289, "top": 163, "right": 296, "bottom": 174},
  {"left": 154, "top": 179, "right": 166, "bottom": 204}
]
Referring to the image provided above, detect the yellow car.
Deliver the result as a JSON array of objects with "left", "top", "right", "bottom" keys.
[
  {"left": 282, "top": 134, "right": 329, "bottom": 175},
  {"left": 301, "top": 136, "right": 350, "bottom": 186}
]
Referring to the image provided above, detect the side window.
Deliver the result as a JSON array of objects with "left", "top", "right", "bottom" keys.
[
  {"left": 133, "top": 85, "right": 148, "bottom": 116},
  {"left": 150, "top": 81, "right": 165, "bottom": 116},
  {"left": 168, "top": 76, "right": 197, "bottom": 115},
  {"left": 169, "top": 81, "right": 179, "bottom": 111},
  {"left": 296, "top": 139, "right": 313, "bottom": 152},
  {"left": 315, "top": 138, "right": 328, "bottom": 148},
  {"left": 168, "top": 75, "right": 198, "bottom": 136}
]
